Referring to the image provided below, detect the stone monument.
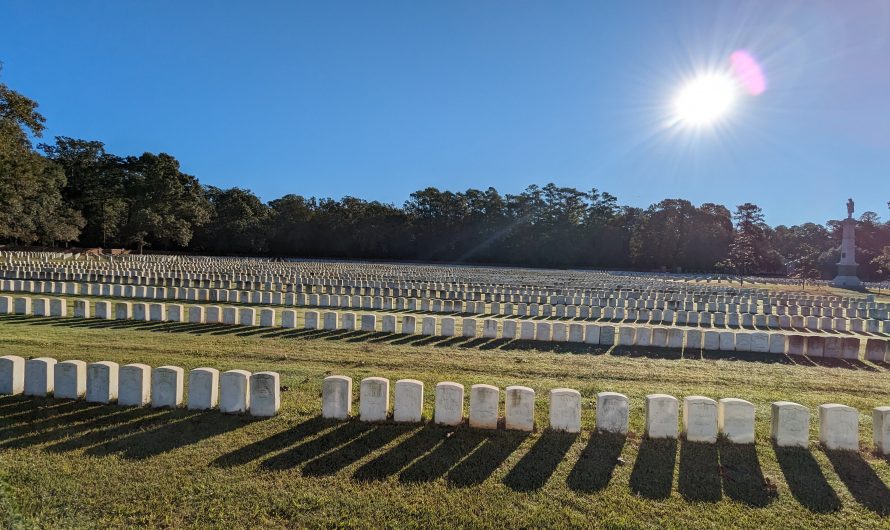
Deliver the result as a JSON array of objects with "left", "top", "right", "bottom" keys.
[{"left": 832, "top": 198, "right": 862, "bottom": 289}]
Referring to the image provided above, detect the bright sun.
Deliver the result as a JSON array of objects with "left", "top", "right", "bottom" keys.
[{"left": 673, "top": 74, "right": 737, "bottom": 127}]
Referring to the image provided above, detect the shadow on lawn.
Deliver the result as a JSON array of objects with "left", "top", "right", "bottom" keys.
[
  {"left": 717, "top": 442, "right": 776, "bottom": 508},
  {"left": 448, "top": 430, "right": 528, "bottom": 488},
  {"left": 629, "top": 437, "right": 677, "bottom": 500},
  {"left": 773, "top": 443, "right": 840, "bottom": 513},
  {"left": 302, "top": 423, "right": 413, "bottom": 477},
  {"left": 85, "top": 409, "right": 249, "bottom": 459},
  {"left": 825, "top": 449, "right": 890, "bottom": 515},
  {"left": 678, "top": 439, "right": 722, "bottom": 502},
  {"left": 501, "top": 431, "right": 574, "bottom": 491},
  {"left": 566, "top": 432, "right": 626, "bottom": 493},
  {"left": 213, "top": 416, "right": 332, "bottom": 468}
]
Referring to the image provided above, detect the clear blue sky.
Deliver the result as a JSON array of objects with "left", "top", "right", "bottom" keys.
[{"left": 2, "top": 1, "right": 888, "bottom": 226}]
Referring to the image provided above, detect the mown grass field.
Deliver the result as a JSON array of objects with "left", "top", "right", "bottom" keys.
[{"left": 1, "top": 315, "right": 890, "bottom": 528}]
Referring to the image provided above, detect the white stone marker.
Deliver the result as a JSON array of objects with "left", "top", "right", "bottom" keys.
[
  {"left": 152, "top": 366, "right": 184, "bottom": 408},
  {"left": 119, "top": 363, "right": 152, "bottom": 407},
  {"left": 132, "top": 303, "right": 148, "bottom": 321},
  {"left": 14, "top": 297, "right": 31, "bottom": 315},
  {"left": 114, "top": 302, "right": 132, "bottom": 320},
  {"left": 434, "top": 381, "right": 464, "bottom": 426},
  {"left": 818, "top": 404, "right": 859, "bottom": 451},
  {"left": 520, "top": 321, "right": 535, "bottom": 340},
  {"left": 250, "top": 372, "right": 281, "bottom": 417},
  {"left": 24, "top": 357, "right": 57, "bottom": 397},
  {"left": 645, "top": 394, "right": 679, "bottom": 439},
  {"left": 596, "top": 392, "right": 629, "bottom": 434},
  {"left": 873, "top": 406, "right": 890, "bottom": 455},
  {"left": 382, "top": 315, "right": 397, "bottom": 333},
  {"left": 393, "top": 379, "right": 424, "bottom": 423},
  {"left": 718, "top": 398, "right": 755, "bottom": 444},
  {"left": 771, "top": 401, "right": 810, "bottom": 447},
  {"left": 188, "top": 367, "right": 220, "bottom": 410},
  {"left": 49, "top": 298, "right": 67, "bottom": 318},
  {"left": 186, "top": 306, "right": 204, "bottom": 324},
  {"left": 462, "top": 318, "right": 477, "bottom": 338},
  {"left": 359, "top": 377, "right": 390, "bottom": 422},
  {"left": 502, "top": 320, "right": 517, "bottom": 339},
  {"left": 422, "top": 316, "right": 437, "bottom": 335},
  {"left": 683, "top": 396, "right": 718, "bottom": 443},
  {"left": 401, "top": 315, "right": 416, "bottom": 334},
  {"left": 549, "top": 388, "right": 582, "bottom": 433},
  {"left": 281, "top": 309, "right": 297, "bottom": 328},
  {"left": 222, "top": 307, "right": 238, "bottom": 325},
  {"left": 360, "top": 314, "right": 377, "bottom": 332},
  {"left": 482, "top": 319, "right": 498, "bottom": 339},
  {"left": 205, "top": 305, "right": 221, "bottom": 324},
  {"left": 86, "top": 361, "right": 119, "bottom": 403},
  {"left": 340, "top": 312, "right": 356, "bottom": 331},
  {"left": 238, "top": 308, "right": 256, "bottom": 326},
  {"left": 259, "top": 308, "right": 276, "bottom": 327},
  {"left": 505, "top": 386, "right": 535, "bottom": 432},
  {"left": 74, "top": 299, "right": 90, "bottom": 318},
  {"left": 0, "top": 355, "right": 25, "bottom": 395},
  {"left": 31, "top": 297, "right": 49, "bottom": 316},
  {"left": 469, "top": 384, "right": 499, "bottom": 429},
  {"left": 322, "top": 375, "right": 352, "bottom": 419},
  {"left": 703, "top": 331, "right": 720, "bottom": 350},
  {"left": 54, "top": 360, "right": 87, "bottom": 399},
  {"left": 220, "top": 369, "right": 251, "bottom": 413},
  {"left": 169, "top": 304, "right": 185, "bottom": 323}
]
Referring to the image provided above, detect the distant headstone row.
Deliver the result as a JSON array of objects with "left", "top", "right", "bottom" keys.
[{"left": 2, "top": 295, "right": 889, "bottom": 361}]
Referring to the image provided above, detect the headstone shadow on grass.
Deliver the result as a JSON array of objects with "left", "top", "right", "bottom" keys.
[
  {"left": 678, "top": 439, "right": 722, "bottom": 502},
  {"left": 96, "top": 410, "right": 249, "bottom": 459},
  {"left": 212, "top": 415, "right": 331, "bottom": 468},
  {"left": 825, "top": 449, "right": 890, "bottom": 515},
  {"left": 501, "top": 431, "right": 575, "bottom": 491},
  {"left": 566, "top": 431, "right": 626, "bottom": 493},
  {"left": 399, "top": 428, "right": 486, "bottom": 484},
  {"left": 353, "top": 425, "right": 443, "bottom": 482},
  {"left": 260, "top": 420, "right": 371, "bottom": 472},
  {"left": 45, "top": 407, "right": 175, "bottom": 453},
  {"left": 717, "top": 442, "right": 776, "bottom": 508},
  {"left": 772, "top": 442, "right": 840, "bottom": 513},
  {"left": 629, "top": 437, "right": 677, "bottom": 500},
  {"left": 448, "top": 430, "right": 528, "bottom": 488},
  {"left": 302, "top": 423, "right": 414, "bottom": 477}
]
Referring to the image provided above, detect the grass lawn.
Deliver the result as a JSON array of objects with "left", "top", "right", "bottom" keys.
[{"left": 1, "top": 315, "right": 890, "bottom": 528}]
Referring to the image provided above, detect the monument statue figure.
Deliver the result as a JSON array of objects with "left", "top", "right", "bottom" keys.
[{"left": 834, "top": 197, "right": 861, "bottom": 288}]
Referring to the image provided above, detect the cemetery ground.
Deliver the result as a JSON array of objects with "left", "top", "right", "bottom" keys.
[{"left": 1, "top": 315, "right": 890, "bottom": 528}]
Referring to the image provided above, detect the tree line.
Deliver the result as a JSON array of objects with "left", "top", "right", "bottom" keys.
[{"left": 2, "top": 71, "right": 889, "bottom": 280}]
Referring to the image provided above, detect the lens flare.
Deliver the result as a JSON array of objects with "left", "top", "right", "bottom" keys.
[{"left": 730, "top": 50, "right": 766, "bottom": 96}]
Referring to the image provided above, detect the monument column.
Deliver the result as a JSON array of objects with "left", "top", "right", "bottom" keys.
[{"left": 832, "top": 198, "right": 861, "bottom": 289}]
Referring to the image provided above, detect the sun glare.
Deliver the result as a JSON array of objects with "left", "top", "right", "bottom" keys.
[{"left": 673, "top": 74, "right": 738, "bottom": 127}]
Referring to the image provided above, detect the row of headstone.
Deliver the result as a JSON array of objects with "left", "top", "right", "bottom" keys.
[
  {"left": 0, "top": 355, "right": 280, "bottom": 417},
  {"left": 321, "top": 376, "right": 890, "bottom": 453},
  {"left": 6, "top": 276, "right": 888, "bottom": 335},
  {"left": 4, "top": 295, "right": 888, "bottom": 361},
  {"left": 2, "top": 251, "right": 884, "bottom": 313}
]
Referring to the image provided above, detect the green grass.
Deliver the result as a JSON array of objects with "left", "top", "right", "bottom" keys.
[{"left": 1, "top": 315, "right": 890, "bottom": 528}]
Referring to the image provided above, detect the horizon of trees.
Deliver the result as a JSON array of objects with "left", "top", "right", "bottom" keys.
[{"left": 2, "top": 70, "right": 890, "bottom": 280}]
